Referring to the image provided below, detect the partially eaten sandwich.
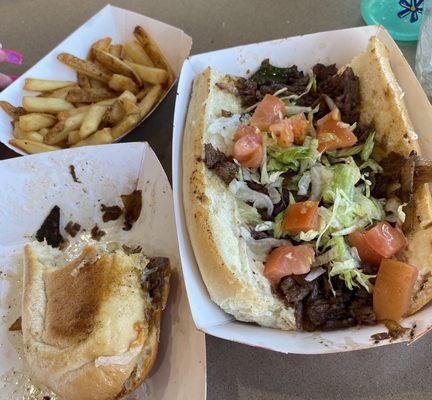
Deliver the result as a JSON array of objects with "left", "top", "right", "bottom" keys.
[{"left": 22, "top": 241, "right": 170, "bottom": 400}]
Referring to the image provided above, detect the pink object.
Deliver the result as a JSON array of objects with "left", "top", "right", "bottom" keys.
[
  {"left": 1, "top": 49, "right": 23, "bottom": 65},
  {"left": 7, "top": 74, "right": 18, "bottom": 81}
]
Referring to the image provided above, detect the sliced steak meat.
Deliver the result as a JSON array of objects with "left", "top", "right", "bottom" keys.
[
  {"left": 204, "top": 143, "right": 239, "bottom": 185},
  {"left": 313, "top": 63, "right": 338, "bottom": 85}
]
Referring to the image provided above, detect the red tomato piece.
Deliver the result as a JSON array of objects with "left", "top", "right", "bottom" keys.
[
  {"left": 348, "top": 230, "right": 383, "bottom": 267},
  {"left": 263, "top": 245, "right": 315, "bottom": 286},
  {"left": 234, "top": 124, "right": 259, "bottom": 141},
  {"left": 364, "top": 221, "right": 407, "bottom": 259},
  {"left": 289, "top": 113, "right": 310, "bottom": 145},
  {"left": 269, "top": 119, "right": 294, "bottom": 148},
  {"left": 316, "top": 108, "right": 357, "bottom": 152},
  {"left": 250, "top": 94, "right": 285, "bottom": 131},
  {"left": 373, "top": 259, "right": 418, "bottom": 321},
  {"left": 233, "top": 132, "right": 263, "bottom": 168},
  {"left": 282, "top": 201, "right": 319, "bottom": 234}
]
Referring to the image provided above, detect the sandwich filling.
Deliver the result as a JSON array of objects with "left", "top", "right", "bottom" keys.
[{"left": 204, "top": 59, "right": 432, "bottom": 331}]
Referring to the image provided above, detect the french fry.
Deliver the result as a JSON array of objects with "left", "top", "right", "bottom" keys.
[
  {"left": 71, "top": 127, "right": 113, "bottom": 147},
  {"left": 123, "top": 41, "right": 154, "bottom": 67},
  {"left": 118, "top": 90, "right": 137, "bottom": 103},
  {"left": 39, "top": 127, "right": 50, "bottom": 137},
  {"left": 23, "top": 78, "right": 75, "bottom": 92},
  {"left": 23, "top": 131, "right": 44, "bottom": 143},
  {"left": 90, "top": 37, "right": 112, "bottom": 59},
  {"left": 109, "top": 44, "right": 123, "bottom": 58},
  {"left": 136, "top": 86, "right": 151, "bottom": 101},
  {"left": 77, "top": 72, "right": 91, "bottom": 89},
  {"left": 58, "top": 105, "right": 90, "bottom": 120},
  {"left": 66, "top": 87, "right": 116, "bottom": 103},
  {"left": 101, "top": 101, "right": 125, "bottom": 127},
  {"left": 125, "top": 61, "right": 168, "bottom": 85},
  {"left": 13, "top": 122, "right": 26, "bottom": 139},
  {"left": 138, "top": 84, "right": 162, "bottom": 117},
  {"left": 79, "top": 104, "right": 107, "bottom": 139},
  {"left": 111, "top": 113, "right": 141, "bottom": 139},
  {"left": 39, "top": 86, "right": 78, "bottom": 99},
  {"left": 45, "top": 112, "right": 86, "bottom": 144},
  {"left": 67, "top": 130, "right": 82, "bottom": 146},
  {"left": 22, "top": 96, "right": 74, "bottom": 114},
  {"left": 18, "top": 113, "right": 56, "bottom": 131},
  {"left": 108, "top": 74, "right": 139, "bottom": 94},
  {"left": 9, "top": 139, "right": 60, "bottom": 154},
  {"left": 93, "top": 49, "right": 141, "bottom": 84},
  {"left": 57, "top": 53, "right": 112, "bottom": 83},
  {"left": 0, "top": 101, "right": 26, "bottom": 119},
  {"left": 133, "top": 26, "right": 170, "bottom": 71},
  {"left": 89, "top": 78, "right": 108, "bottom": 89},
  {"left": 119, "top": 98, "right": 140, "bottom": 116}
]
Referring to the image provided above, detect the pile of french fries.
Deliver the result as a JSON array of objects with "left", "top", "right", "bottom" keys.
[{"left": 0, "top": 26, "right": 172, "bottom": 154}]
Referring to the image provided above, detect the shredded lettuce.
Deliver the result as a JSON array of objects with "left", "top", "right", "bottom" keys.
[
  {"left": 268, "top": 145, "right": 311, "bottom": 172},
  {"left": 229, "top": 180, "right": 274, "bottom": 216},
  {"left": 360, "top": 159, "right": 383, "bottom": 173},
  {"left": 310, "top": 164, "right": 333, "bottom": 201},
  {"left": 207, "top": 114, "right": 241, "bottom": 145},
  {"left": 297, "top": 171, "right": 311, "bottom": 196},
  {"left": 322, "top": 162, "right": 361, "bottom": 203},
  {"left": 361, "top": 131, "right": 375, "bottom": 161},
  {"left": 328, "top": 260, "right": 375, "bottom": 291},
  {"left": 273, "top": 210, "right": 285, "bottom": 239},
  {"left": 294, "top": 229, "right": 319, "bottom": 242},
  {"left": 255, "top": 221, "right": 274, "bottom": 231},
  {"left": 237, "top": 200, "right": 263, "bottom": 225},
  {"left": 327, "top": 145, "right": 363, "bottom": 158}
]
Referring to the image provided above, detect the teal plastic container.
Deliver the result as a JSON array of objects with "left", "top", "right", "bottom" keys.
[{"left": 361, "top": 0, "right": 424, "bottom": 41}]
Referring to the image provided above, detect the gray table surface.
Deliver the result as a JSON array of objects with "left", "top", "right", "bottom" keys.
[{"left": 0, "top": 1, "right": 430, "bottom": 399}]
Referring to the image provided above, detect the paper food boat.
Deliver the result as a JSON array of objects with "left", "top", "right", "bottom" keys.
[
  {"left": 0, "top": 4, "right": 192, "bottom": 155},
  {"left": 0, "top": 143, "right": 206, "bottom": 399},
  {"left": 172, "top": 25, "right": 432, "bottom": 354}
]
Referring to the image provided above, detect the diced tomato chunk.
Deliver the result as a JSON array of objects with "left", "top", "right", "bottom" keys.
[
  {"left": 282, "top": 201, "right": 319, "bottom": 234},
  {"left": 263, "top": 245, "right": 315, "bottom": 286},
  {"left": 233, "top": 132, "right": 263, "bottom": 168},
  {"left": 269, "top": 119, "right": 294, "bottom": 148},
  {"left": 348, "top": 230, "right": 383, "bottom": 267},
  {"left": 364, "top": 221, "right": 406, "bottom": 259},
  {"left": 234, "top": 124, "right": 259, "bottom": 141},
  {"left": 289, "top": 113, "right": 310, "bottom": 145},
  {"left": 373, "top": 259, "right": 418, "bottom": 321},
  {"left": 316, "top": 108, "right": 357, "bottom": 152},
  {"left": 250, "top": 94, "right": 285, "bottom": 131}
]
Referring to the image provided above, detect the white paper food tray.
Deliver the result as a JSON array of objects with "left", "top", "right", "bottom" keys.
[
  {"left": 0, "top": 4, "right": 192, "bottom": 155},
  {"left": 0, "top": 142, "right": 206, "bottom": 399},
  {"left": 172, "top": 25, "right": 432, "bottom": 354}
]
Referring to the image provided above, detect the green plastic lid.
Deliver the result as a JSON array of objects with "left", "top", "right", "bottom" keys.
[{"left": 361, "top": 0, "right": 424, "bottom": 41}]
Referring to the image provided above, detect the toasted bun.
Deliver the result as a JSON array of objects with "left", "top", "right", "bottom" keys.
[
  {"left": 22, "top": 242, "right": 170, "bottom": 400},
  {"left": 183, "top": 68, "right": 296, "bottom": 330},
  {"left": 351, "top": 37, "right": 432, "bottom": 314}
]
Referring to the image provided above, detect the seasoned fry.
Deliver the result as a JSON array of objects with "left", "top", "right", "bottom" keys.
[
  {"left": 118, "top": 90, "right": 137, "bottom": 103},
  {"left": 109, "top": 44, "right": 123, "bottom": 58},
  {"left": 136, "top": 86, "right": 151, "bottom": 101},
  {"left": 138, "top": 84, "right": 162, "bottom": 117},
  {"left": 93, "top": 49, "right": 141, "bottom": 84},
  {"left": 23, "top": 78, "right": 75, "bottom": 92},
  {"left": 39, "top": 127, "right": 50, "bottom": 137},
  {"left": 13, "top": 122, "right": 26, "bottom": 139},
  {"left": 58, "top": 105, "right": 90, "bottom": 120},
  {"left": 111, "top": 113, "right": 141, "bottom": 139},
  {"left": 23, "top": 131, "right": 44, "bottom": 143},
  {"left": 79, "top": 104, "right": 107, "bottom": 139},
  {"left": 22, "top": 96, "right": 74, "bottom": 114},
  {"left": 125, "top": 61, "right": 168, "bottom": 85},
  {"left": 101, "top": 101, "right": 125, "bottom": 126},
  {"left": 119, "top": 98, "right": 140, "bottom": 116},
  {"left": 71, "top": 127, "right": 113, "bottom": 147},
  {"left": 89, "top": 78, "right": 108, "bottom": 89},
  {"left": 9, "top": 139, "right": 60, "bottom": 154},
  {"left": 133, "top": 26, "right": 170, "bottom": 71},
  {"left": 77, "top": 72, "right": 91, "bottom": 89},
  {"left": 18, "top": 113, "right": 56, "bottom": 131},
  {"left": 57, "top": 53, "right": 112, "bottom": 82},
  {"left": 39, "top": 86, "right": 77, "bottom": 99},
  {"left": 90, "top": 37, "right": 112, "bottom": 59},
  {"left": 45, "top": 112, "right": 86, "bottom": 144},
  {"left": 108, "top": 74, "right": 139, "bottom": 94},
  {"left": 0, "top": 101, "right": 26, "bottom": 119},
  {"left": 66, "top": 87, "right": 116, "bottom": 103},
  {"left": 123, "top": 41, "right": 154, "bottom": 67},
  {"left": 66, "top": 130, "right": 82, "bottom": 146}
]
